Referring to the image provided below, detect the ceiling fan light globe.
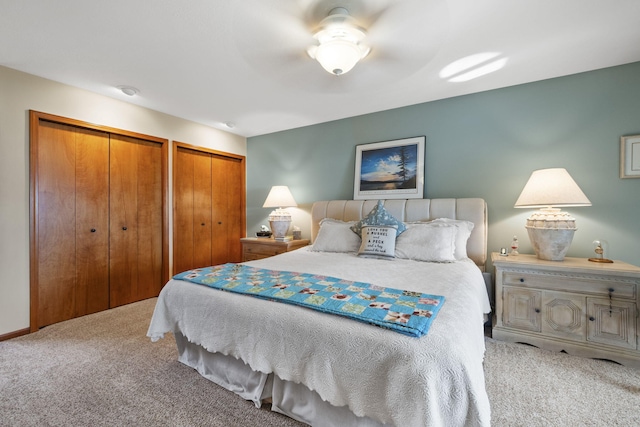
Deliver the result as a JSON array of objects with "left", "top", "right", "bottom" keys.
[
  {"left": 306, "top": 45, "right": 318, "bottom": 59},
  {"left": 315, "top": 39, "right": 364, "bottom": 75}
]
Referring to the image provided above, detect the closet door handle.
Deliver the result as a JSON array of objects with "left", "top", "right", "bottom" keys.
[
  {"left": 122, "top": 226, "right": 128, "bottom": 231},
  {"left": 218, "top": 221, "right": 222, "bottom": 225}
]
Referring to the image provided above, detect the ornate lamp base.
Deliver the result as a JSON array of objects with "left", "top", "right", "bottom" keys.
[
  {"left": 525, "top": 208, "right": 577, "bottom": 261},
  {"left": 268, "top": 208, "right": 292, "bottom": 240}
]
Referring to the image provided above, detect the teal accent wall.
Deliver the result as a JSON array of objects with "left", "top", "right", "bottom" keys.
[{"left": 247, "top": 62, "right": 640, "bottom": 267}]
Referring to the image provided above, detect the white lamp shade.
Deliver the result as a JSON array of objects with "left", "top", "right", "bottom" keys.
[
  {"left": 514, "top": 168, "right": 591, "bottom": 208},
  {"left": 263, "top": 186, "right": 297, "bottom": 208}
]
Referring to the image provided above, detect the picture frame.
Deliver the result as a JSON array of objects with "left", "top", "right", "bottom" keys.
[
  {"left": 620, "top": 134, "right": 640, "bottom": 179},
  {"left": 354, "top": 136, "right": 425, "bottom": 200}
]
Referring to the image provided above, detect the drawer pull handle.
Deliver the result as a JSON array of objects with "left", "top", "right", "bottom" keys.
[
  {"left": 534, "top": 308, "right": 540, "bottom": 313},
  {"left": 519, "top": 278, "right": 525, "bottom": 283},
  {"left": 122, "top": 226, "right": 127, "bottom": 231},
  {"left": 589, "top": 316, "right": 595, "bottom": 321},
  {"left": 90, "top": 228, "right": 96, "bottom": 232},
  {"left": 608, "top": 288, "right": 614, "bottom": 317}
]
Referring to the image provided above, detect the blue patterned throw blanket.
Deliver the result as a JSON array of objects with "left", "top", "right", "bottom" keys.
[{"left": 174, "top": 264, "right": 445, "bottom": 337}]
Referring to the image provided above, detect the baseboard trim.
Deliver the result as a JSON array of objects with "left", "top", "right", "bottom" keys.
[{"left": 0, "top": 328, "right": 30, "bottom": 341}]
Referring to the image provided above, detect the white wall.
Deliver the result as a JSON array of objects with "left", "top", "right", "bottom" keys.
[{"left": 0, "top": 66, "right": 246, "bottom": 336}]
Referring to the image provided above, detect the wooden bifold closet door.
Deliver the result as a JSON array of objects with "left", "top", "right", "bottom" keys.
[
  {"left": 34, "top": 121, "right": 110, "bottom": 327},
  {"left": 30, "top": 111, "right": 168, "bottom": 331},
  {"left": 173, "top": 143, "right": 245, "bottom": 275},
  {"left": 109, "top": 135, "right": 164, "bottom": 307}
]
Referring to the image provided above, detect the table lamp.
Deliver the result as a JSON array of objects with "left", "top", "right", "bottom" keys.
[
  {"left": 514, "top": 168, "right": 591, "bottom": 261},
  {"left": 263, "top": 186, "right": 298, "bottom": 241}
]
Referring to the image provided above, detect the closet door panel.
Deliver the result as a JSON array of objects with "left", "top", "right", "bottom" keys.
[
  {"left": 109, "top": 136, "right": 139, "bottom": 307},
  {"left": 36, "top": 122, "right": 78, "bottom": 327},
  {"left": 35, "top": 122, "right": 110, "bottom": 327},
  {"left": 226, "top": 155, "right": 244, "bottom": 263},
  {"left": 75, "top": 128, "right": 110, "bottom": 315},
  {"left": 211, "top": 154, "right": 243, "bottom": 264},
  {"left": 192, "top": 152, "right": 213, "bottom": 268},
  {"left": 173, "top": 147, "right": 195, "bottom": 274},
  {"left": 135, "top": 140, "right": 163, "bottom": 300},
  {"left": 174, "top": 148, "right": 213, "bottom": 272},
  {"left": 110, "top": 135, "right": 163, "bottom": 307}
]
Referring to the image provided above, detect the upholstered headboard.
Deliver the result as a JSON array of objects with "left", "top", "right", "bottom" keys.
[{"left": 311, "top": 199, "right": 488, "bottom": 271}]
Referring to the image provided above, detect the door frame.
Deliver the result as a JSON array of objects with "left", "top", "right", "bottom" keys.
[{"left": 29, "top": 110, "right": 169, "bottom": 332}]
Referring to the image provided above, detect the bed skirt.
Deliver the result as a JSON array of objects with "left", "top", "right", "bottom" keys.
[{"left": 174, "top": 332, "right": 387, "bottom": 426}]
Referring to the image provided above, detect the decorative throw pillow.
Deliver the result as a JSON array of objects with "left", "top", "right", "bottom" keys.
[
  {"left": 357, "top": 225, "right": 397, "bottom": 260},
  {"left": 350, "top": 200, "right": 407, "bottom": 237},
  {"left": 311, "top": 219, "right": 361, "bottom": 253},
  {"left": 395, "top": 222, "right": 457, "bottom": 262},
  {"left": 430, "top": 218, "right": 474, "bottom": 260}
]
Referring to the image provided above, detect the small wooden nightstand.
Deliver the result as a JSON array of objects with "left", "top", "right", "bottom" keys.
[
  {"left": 241, "top": 238, "right": 309, "bottom": 262},
  {"left": 492, "top": 252, "right": 640, "bottom": 368}
]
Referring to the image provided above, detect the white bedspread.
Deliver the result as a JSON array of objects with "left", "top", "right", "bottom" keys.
[{"left": 148, "top": 248, "right": 491, "bottom": 426}]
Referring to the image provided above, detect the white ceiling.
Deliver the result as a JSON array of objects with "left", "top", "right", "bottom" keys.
[{"left": 2, "top": 0, "right": 640, "bottom": 138}]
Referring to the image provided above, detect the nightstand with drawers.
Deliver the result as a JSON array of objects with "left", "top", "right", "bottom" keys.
[
  {"left": 492, "top": 252, "right": 640, "bottom": 368},
  {"left": 241, "top": 238, "right": 309, "bottom": 262}
]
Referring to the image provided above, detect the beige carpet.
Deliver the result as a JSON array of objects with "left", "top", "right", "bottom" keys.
[
  {"left": 484, "top": 336, "right": 640, "bottom": 426},
  {"left": 1, "top": 298, "right": 639, "bottom": 427}
]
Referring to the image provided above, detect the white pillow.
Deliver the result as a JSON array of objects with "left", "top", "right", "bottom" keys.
[
  {"left": 357, "top": 225, "right": 397, "bottom": 260},
  {"left": 430, "top": 218, "right": 474, "bottom": 260},
  {"left": 395, "top": 223, "right": 457, "bottom": 262},
  {"left": 311, "top": 219, "right": 361, "bottom": 253}
]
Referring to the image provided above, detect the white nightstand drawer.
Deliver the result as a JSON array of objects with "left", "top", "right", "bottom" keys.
[{"left": 502, "top": 271, "right": 636, "bottom": 299}]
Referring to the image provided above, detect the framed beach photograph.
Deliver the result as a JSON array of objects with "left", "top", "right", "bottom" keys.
[
  {"left": 354, "top": 136, "right": 425, "bottom": 200},
  {"left": 620, "top": 134, "right": 640, "bottom": 178}
]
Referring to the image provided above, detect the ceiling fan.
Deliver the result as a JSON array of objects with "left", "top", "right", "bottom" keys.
[
  {"left": 229, "top": 0, "right": 449, "bottom": 91},
  {"left": 306, "top": 7, "right": 371, "bottom": 76}
]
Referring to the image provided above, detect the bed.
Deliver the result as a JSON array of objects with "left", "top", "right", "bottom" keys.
[{"left": 148, "top": 198, "right": 491, "bottom": 426}]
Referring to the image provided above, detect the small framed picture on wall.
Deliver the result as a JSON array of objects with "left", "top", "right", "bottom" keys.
[
  {"left": 353, "top": 136, "right": 425, "bottom": 200},
  {"left": 620, "top": 134, "right": 640, "bottom": 179}
]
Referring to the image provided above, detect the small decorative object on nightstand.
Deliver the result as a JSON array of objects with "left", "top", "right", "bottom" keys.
[
  {"left": 510, "top": 236, "right": 519, "bottom": 256},
  {"left": 492, "top": 252, "right": 640, "bottom": 368},
  {"left": 241, "top": 237, "right": 309, "bottom": 262},
  {"left": 588, "top": 240, "right": 613, "bottom": 263},
  {"left": 292, "top": 225, "right": 302, "bottom": 240},
  {"left": 256, "top": 224, "right": 272, "bottom": 238}
]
